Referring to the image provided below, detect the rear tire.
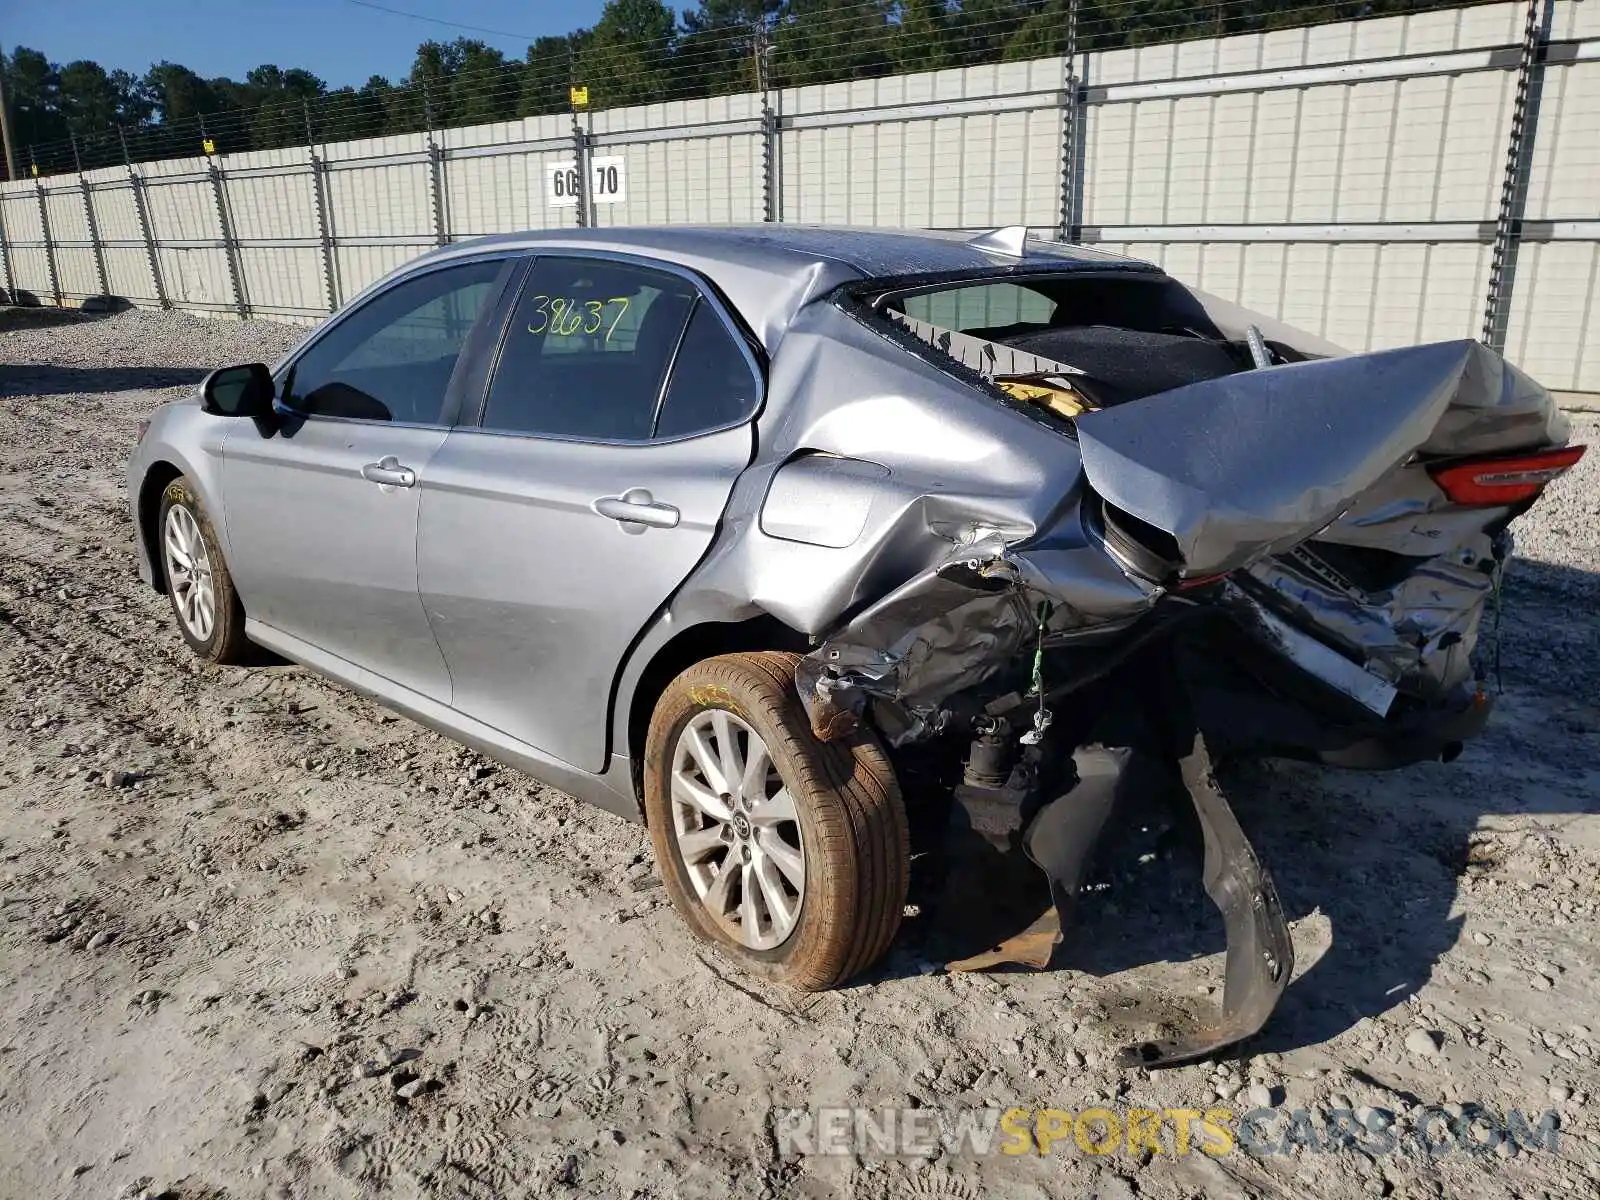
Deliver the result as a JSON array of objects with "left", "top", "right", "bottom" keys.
[
  {"left": 644, "top": 651, "right": 909, "bottom": 990},
  {"left": 157, "top": 476, "right": 250, "bottom": 665}
]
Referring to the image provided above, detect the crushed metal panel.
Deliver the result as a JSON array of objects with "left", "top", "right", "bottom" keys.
[
  {"left": 1418, "top": 342, "right": 1570, "bottom": 457},
  {"left": 1074, "top": 340, "right": 1481, "bottom": 577},
  {"left": 1242, "top": 536, "right": 1500, "bottom": 698},
  {"left": 796, "top": 538, "right": 1037, "bottom": 742},
  {"left": 1222, "top": 587, "right": 1398, "bottom": 717},
  {"left": 794, "top": 516, "right": 1163, "bottom": 742},
  {"left": 1309, "top": 465, "right": 1515, "bottom": 555}
]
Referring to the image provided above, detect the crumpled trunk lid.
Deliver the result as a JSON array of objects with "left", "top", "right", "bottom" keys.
[
  {"left": 1074, "top": 338, "right": 1563, "bottom": 579},
  {"left": 1074, "top": 337, "right": 1568, "bottom": 698}
]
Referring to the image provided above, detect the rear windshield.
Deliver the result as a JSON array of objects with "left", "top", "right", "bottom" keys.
[
  {"left": 886, "top": 273, "right": 1218, "bottom": 340},
  {"left": 900, "top": 281, "right": 1057, "bottom": 331},
  {"left": 865, "top": 271, "right": 1262, "bottom": 421}
]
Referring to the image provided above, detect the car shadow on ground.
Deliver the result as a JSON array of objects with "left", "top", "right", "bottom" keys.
[
  {"left": 882, "top": 556, "right": 1599, "bottom": 1057},
  {"left": 0, "top": 365, "right": 210, "bottom": 397}
]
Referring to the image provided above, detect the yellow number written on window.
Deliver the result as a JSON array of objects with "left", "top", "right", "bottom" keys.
[{"left": 526, "top": 295, "right": 632, "bottom": 341}]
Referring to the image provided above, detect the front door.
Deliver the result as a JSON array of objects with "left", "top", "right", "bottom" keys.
[
  {"left": 224, "top": 257, "right": 511, "bottom": 699},
  {"left": 418, "top": 253, "right": 764, "bottom": 771}
]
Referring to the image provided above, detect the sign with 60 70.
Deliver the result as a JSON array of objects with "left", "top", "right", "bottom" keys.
[{"left": 546, "top": 157, "right": 627, "bottom": 207}]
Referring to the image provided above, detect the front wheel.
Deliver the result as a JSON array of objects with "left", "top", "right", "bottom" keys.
[
  {"left": 158, "top": 476, "right": 250, "bottom": 664},
  {"left": 644, "top": 651, "right": 909, "bottom": 991}
]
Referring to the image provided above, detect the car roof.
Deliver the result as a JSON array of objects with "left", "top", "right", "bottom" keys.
[{"left": 405, "top": 225, "right": 1157, "bottom": 352}]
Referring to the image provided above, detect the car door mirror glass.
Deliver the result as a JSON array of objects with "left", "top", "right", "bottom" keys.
[{"left": 201, "top": 363, "right": 275, "bottom": 418}]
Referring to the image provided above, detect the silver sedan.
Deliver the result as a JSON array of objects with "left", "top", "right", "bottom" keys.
[{"left": 128, "top": 226, "right": 1580, "bottom": 1062}]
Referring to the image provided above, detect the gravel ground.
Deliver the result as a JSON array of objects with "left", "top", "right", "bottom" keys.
[{"left": 1, "top": 309, "right": 1598, "bottom": 1200}]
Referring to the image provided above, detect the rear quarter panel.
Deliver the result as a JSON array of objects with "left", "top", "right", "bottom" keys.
[
  {"left": 607, "top": 297, "right": 1091, "bottom": 760},
  {"left": 676, "top": 299, "right": 1087, "bottom": 633}
]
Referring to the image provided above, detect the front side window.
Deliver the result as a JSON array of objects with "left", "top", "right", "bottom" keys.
[
  {"left": 481, "top": 257, "right": 698, "bottom": 441},
  {"left": 285, "top": 259, "right": 505, "bottom": 425}
]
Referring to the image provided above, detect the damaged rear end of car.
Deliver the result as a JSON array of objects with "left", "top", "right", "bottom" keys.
[{"left": 757, "top": 247, "right": 1581, "bottom": 1065}]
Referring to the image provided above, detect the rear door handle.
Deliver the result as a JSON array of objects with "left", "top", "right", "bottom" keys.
[
  {"left": 361, "top": 455, "right": 417, "bottom": 488},
  {"left": 593, "top": 487, "right": 680, "bottom": 531}
]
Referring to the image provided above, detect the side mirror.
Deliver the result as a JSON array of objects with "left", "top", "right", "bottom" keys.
[{"left": 200, "top": 363, "right": 275, "bottom": 418}]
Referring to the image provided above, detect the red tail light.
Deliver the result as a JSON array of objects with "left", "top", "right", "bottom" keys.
[{"left": 1427, "top": 445, "right": 1586, "bottom": 507}]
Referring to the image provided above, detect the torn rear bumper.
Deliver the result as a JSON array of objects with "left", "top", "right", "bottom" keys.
[
  {"left": 1118, "top": 733, "right": 1292, "bottom": 1067},
  {"left": 1314, "top": 687, "right": 1493, "bottom": 770},
  {"left": 1016, "top": 732, "right": 1293, "bottom": 1069}
]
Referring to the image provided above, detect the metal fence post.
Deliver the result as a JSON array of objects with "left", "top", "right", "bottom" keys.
[
  {"left": 0, "top": 198, "right": 15, "bottom": 302},
  {"left": 1058, "top": 0, "right": 1083, "bottom": 243},
  {"left": 79, "top": 180, "right": 109, "bottom": 298},
  {"left": 120, "top": 127, "right": 168, "bottom": 308},
  {"left": 35, "top": 179, "right": 61, "bottom": 305},
  {"left": 757, "top": 20, "right": 779, "bottom": 223},
  {"left": 72, "top": 133, "right": 109, "bottom": 297},
  {"left": 426, "top": 135, "right": 447, "bottom": 246},
  {"left": 423, "top": 86, "right": 448, "bottom": 247},
  {"left": 128, "top": 174, "right": 168, "bottom": 309},
  {"left": 1482, "top": 0, "right": 1554, "bottom": 352},
  {"left": 305, "top": 102, "right": 340, "bottom": 311},
  {"left": 569, "top": 110, "right": 591, "bottom": 229},
  {"left": 308, "top": 152, "right": 339, "bottom": 310},
  {"left": 206, "top": 156, "right": 249, "bottom": 318}
]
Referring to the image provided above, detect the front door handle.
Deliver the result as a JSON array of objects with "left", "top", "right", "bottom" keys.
[
  {"left": 593, "top": 487, "right": 680, "bottom": 532},
  {"left": 361, "top": 455, "right": 416, "bottom": 488}
]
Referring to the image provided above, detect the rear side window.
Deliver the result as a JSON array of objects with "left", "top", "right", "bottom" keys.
[
  {"left": 286, "top": 259, "right": 504, "bottom": 424},
  {"left": 482, "top": 258, "right": 695, "bottom": 441},
  {"left": 654, "top": 302, "right": 759, "bottom": 439}
]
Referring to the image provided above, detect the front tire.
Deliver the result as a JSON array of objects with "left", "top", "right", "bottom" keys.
[
  {"left": 158, "top": 476, "right": 249, "bottom": 664},
  {"left": 644, "top": 651, "right": 909, "bottom": 990}
]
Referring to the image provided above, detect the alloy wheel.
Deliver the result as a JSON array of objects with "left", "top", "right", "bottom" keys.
[
  {"left": 669, "top": 709, "right": 806, "bottom": 950},
  {"left": 163, "top": 503, "right": 216, "bottom": 642}
]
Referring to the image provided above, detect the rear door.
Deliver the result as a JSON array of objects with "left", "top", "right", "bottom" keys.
[
  {"left": 224, "top": 256, "right": 514, "bottom": 699},
  {"left": 418, "top": 252, "right": 762, "bottom": 771}
]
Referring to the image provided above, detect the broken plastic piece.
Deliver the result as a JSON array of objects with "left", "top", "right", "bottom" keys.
[
  {"left": 1016, "top": 733, "right": 1293, "bottom": 1068},
  {"left": 1114, "top": 732, "right": 1293, "bottom": 1068},
  {"left": 946, "top": 906, "right": 1061, "bottom": 972}
]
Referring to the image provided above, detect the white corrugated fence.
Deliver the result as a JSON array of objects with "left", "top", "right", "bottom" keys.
[{"left": 1, "top": 0, "right": 1596, "bottom": 391}]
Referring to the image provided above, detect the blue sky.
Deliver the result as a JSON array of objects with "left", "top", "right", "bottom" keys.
[{"left": 4, "top": 0, "right": 612, "bottom": 87}]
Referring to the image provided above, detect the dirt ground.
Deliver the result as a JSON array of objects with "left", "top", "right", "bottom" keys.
[{"left": 2, "top": 309, "right": 1598, "bottom": 1200}]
